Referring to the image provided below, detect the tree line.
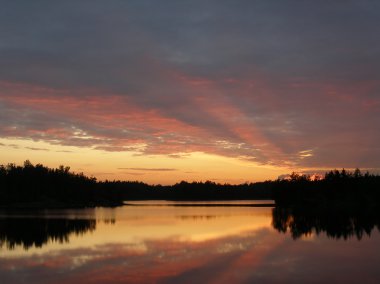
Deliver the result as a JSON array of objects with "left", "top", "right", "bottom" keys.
[
  {"left": 1, "top": 161, "right": 380, "bottom": 208},
  {"left": 0, "top": 160, "right": 273, "bottom": 207},
  {"left": 0, "top": 160, "right": 123, "bottom": 207},
  {"left": 272, "top": 169, "right": 380, "bottom": 210}
]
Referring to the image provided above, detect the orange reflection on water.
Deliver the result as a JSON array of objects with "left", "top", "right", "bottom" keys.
[
  {"left": 0, "top": 202, "right": 273, "bottom": 255},
  {"left": 2, "top": 202, "right": 380, "bottom": 283}
]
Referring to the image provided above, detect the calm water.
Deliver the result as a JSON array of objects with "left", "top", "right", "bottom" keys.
[{"left": 1, "top": 201, "right": 380, "bottom": 283}]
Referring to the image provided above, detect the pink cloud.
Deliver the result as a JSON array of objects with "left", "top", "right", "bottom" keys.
[{"left": 1, "top": 67, "right": 380, "bottom": 170}]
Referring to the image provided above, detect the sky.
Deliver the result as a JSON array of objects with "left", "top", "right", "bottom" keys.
[{"left": 1, "top": 1, "right": 380, "bottom": 184}]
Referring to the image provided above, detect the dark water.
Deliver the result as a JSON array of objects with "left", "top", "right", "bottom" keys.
[{"left": 1, "top": 201, "right": 380, "bottom": 283}]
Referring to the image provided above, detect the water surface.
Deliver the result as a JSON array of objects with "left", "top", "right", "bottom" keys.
[{"left": 1, "top": 201, "right": 380, "bottom": 283}]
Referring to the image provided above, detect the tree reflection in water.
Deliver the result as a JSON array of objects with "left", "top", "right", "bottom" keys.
[
  {"left": 0, "top": 217, "right": 114, "bottom": 250},
  {"left": 272, "top": 206, "right": 380, "bottom": 240}
]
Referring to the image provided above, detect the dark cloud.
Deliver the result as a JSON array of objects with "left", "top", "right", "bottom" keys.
[{"left": 2, "top": 1, "right": 380, "bottom": 89}]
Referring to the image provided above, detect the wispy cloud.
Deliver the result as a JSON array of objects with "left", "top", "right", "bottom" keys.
[
  {"left": 118, "top": 168, "right": 177, "bottom": 172},
  {"left": 25, "top": 147, "right": 49, "bottom": 151}
]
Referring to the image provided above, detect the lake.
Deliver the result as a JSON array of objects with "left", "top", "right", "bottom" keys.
[{"left": 1, "top": 201, "right": 380, "bottom": 283}]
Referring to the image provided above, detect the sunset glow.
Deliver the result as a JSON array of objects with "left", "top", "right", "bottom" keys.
[{"left": 1, "top": 1, "right": 379, "bottom": 184}]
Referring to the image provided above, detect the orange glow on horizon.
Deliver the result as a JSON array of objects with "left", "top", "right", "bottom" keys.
[{"left": 0, "top": 138, "right": 288, "bottom": 185}]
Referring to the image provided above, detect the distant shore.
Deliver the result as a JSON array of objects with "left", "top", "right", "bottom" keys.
[{"left": 1, "top": 161, "right": 380, "bottom": 209}]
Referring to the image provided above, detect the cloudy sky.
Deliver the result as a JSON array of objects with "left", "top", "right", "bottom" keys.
[{"left": 1, "top": 1, "right": 379, "bottom": 183}]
